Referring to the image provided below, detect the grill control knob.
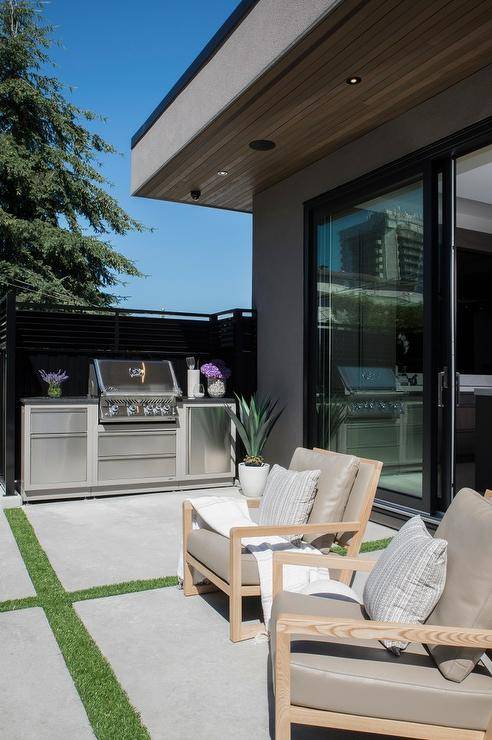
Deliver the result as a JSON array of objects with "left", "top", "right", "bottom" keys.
[
  {"left": 108, "top": 403, "right": 119, "bottom": 417},
  {"left": 144, "top": 405, "right": 154, "bottom": 416},
  {"left": 127, "top": 403, "right": 137, "bottom": 416}
]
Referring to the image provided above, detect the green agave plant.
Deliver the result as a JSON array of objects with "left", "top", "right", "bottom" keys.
[{"left": 225, "top": 394, "right": 283, "bottom": 466}]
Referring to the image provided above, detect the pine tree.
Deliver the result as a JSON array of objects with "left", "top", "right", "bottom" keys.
[{"left": 0, "top": 0, "right": 145, "bottom": 306}]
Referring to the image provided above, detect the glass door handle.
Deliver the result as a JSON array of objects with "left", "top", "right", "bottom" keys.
[
  {"left": 455, "top": 372, "right": 461, "bottom": 407},
  {"left": 438, "top": 368, "right": 448, "bottom": 408}
]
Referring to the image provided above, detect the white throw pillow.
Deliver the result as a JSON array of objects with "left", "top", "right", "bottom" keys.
[
  {"left": 363, "top": 516, "right": 447, "bottom": 654},
  {"left": 258, "top": 464, "right": 320, "bottom": 542}
]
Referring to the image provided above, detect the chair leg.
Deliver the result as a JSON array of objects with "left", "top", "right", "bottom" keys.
[
  {"left": 275, "top": 630, "right": 292, "bottom": 739},
  {"left": 229, "top": 588, "right": 243, "bottom": 642},
  {"left": 275, "top": 712, "right": 291, "bottom": 740},
  {"left": 183, "top": 555, "right": 197, "bottom": 597}
]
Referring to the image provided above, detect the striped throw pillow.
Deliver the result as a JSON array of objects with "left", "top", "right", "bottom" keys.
[
  {"left": 258, "top": 464, "right": 320, "bottom": 542},
  {"left": 363, "top": 516, "right": 447, "bottom": 654}
]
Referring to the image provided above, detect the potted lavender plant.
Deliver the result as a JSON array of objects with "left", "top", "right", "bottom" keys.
[
  {"left": 38, "top": 369, "right": 69, "bottom": 398},
  {"left": 201, "top": 360, "right": 231, "bottom": 398}
]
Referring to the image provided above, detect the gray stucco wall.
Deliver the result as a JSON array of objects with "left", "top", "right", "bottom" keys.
[{"left": 253, "top": 65, "right": 492, "bottom": 466}]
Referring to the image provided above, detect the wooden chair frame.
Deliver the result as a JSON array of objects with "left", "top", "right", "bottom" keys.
[
  {"left": 273, "top": 552, "right": 492, "bottom": 740},
  {"left": 182, "top": 451, "right": 382, "bottom": 642}
]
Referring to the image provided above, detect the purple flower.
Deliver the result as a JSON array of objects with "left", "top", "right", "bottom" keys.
[
  {"left": 38, "top": 369, "right": 69, "bottom": 386},
  {"left": 201, "top": 360, "right": 231, "bottom": 380}
]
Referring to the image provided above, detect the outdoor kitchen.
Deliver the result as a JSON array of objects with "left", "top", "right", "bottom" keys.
[
  {"left": 20, "top": 358, "right": 236, "bottom": 501},
  {"left": 0, "top": 300, "right": 256, "bottom": 501}
]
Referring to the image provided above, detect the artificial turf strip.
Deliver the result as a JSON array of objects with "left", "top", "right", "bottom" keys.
[
  {"left": 331, "top": 536, "right": 393, "bottom": 557},
  {"left": 4, "top": 509, "right": 151, "bottom": 740},
  {"left": 0, "top": 595, "right": 39, "bottom": 613},
  {"left": 69, "top": 576, "right": 179, "bottom": 603}
]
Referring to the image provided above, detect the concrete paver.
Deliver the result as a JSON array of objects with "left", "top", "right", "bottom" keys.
[
  {"left": 0, "top": 608, "right": 93, "bottom": 740},
  {"left": 26, "top": 487, "right": 240, "bottom": 591},
  {"left": 76, "top": 587, "right": 270, "bottom": 740}
]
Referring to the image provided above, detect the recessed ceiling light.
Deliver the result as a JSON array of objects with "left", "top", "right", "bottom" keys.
[
  {"left": 249, "top": 139, "right": 276, "bottom": 151},
  {"left": 346, "top": 76, "right": 362, "bottom": 85},
  {"left": 217, "top": 170, "right": 229, "bottom": 176}
]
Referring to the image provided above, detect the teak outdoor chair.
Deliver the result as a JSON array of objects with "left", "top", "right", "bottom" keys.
[
  {"left": 182, "top": 447, "right": 382, "bottom": 642},
  {"left": 271, "top": 488, "right": 492, "bottom": 740}
]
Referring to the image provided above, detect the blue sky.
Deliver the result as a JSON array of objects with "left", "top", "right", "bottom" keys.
[{"left": 43, "top": 0, "right": 252, "bottom": 313}]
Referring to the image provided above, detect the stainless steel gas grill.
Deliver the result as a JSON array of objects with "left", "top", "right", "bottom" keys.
[{"left": 89, "top": 359, "right": 182, "bottom": 422}]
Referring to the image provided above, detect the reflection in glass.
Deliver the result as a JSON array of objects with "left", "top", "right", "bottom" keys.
[
  {"left": 314, "top": 180, "right": 424, "bottom": 498},
  {"left": 455, "top": 144, "right": 492, "bottom": 492}
]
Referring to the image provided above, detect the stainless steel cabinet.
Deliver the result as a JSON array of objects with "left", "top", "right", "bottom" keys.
[
  {"left": 30, "top": 434, "right": 88, "bottom": 485},
  {"left": 21, "top": 404, "right": 98, "bottom": 496},
  {"left": 97, "top": 424, "right": 177, "bottom": 484},
  {"left": 180, "top": 402, "right": 235, "bottom": 478},
  {"left": 21, "top": 399, "right": 236, "bottom": 500}
]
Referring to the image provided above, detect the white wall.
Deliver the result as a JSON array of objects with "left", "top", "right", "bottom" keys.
[{"left": 253, "top": 65, "right": 492, "bottom": 466}]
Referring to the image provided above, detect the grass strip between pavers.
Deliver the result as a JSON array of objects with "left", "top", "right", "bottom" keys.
[
  {"left": 331, "top": 536, "right": 393, "bottom": 557},
  {"left": 69, "top": 576, "right": 178, "bottom": 603},
  {"left": 4, "top": 508, "right": 151, "bottom": 740},
  {"left": 0, "top": 595, "right": 39, "bottom": 613}
]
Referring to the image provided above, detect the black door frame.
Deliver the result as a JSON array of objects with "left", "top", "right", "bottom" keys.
[{"left": 304, "top": 116, "right": 492, "bottom": 518}]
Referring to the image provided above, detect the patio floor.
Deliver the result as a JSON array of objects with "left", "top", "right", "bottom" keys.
[{"left": 2, "top": 486, "right": 397, "bottom": 739}]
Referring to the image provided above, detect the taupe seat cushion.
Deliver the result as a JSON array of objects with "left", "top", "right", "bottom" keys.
[
  {"left": 289, "top": 448, "right": 359, "bottom": 550},
  {"left": 270, "top": 591, "right": 492, "bottom": 732},
  {"left": 426, "top": 488, "right": 492, "bottom": 682},
  {"left": 187, "top": 528, "right": 259, "bottom": 585}
]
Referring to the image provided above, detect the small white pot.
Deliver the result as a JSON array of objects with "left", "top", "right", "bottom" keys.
[{"left": 238, "top": 462, "right": 270, "bottom": 498}]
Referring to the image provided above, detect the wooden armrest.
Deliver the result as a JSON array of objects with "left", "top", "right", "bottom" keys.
[
  {"left": 184, "top": 497, "right": 261, "bottom": 513},
  {"left": 275, "top": 614, "right": 492, "bottom": 650},
  {"left": 230, "top": 520, "right": 361, "bottom": 540},
  {"left": 272, "top": 552, "right": 375, "bottom": 597}
]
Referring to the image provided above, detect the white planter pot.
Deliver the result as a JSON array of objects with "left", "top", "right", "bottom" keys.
[{"left": 238, "top": 462, "right": 270, "bottom": 498}]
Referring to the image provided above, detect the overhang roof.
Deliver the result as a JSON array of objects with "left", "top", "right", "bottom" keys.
[{"left": 132, "top": 0, "right": 492, "bottom": 213}]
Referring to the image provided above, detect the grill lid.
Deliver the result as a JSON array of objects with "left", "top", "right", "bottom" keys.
[
  {"left": 339, "top": 366, "right": 397, "bottom": 392},
  {"left": 92, "top": 359, "right": 181, "bottom": 397}
]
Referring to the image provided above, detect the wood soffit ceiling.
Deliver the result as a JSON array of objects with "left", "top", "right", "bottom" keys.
[{"left": 135, "top": 0, "right": 492, "bottom": 213}]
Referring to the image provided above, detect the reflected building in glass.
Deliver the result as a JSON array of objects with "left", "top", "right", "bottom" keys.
[{"left": 315, "top": 185, "right": 424, "bottom": 500}]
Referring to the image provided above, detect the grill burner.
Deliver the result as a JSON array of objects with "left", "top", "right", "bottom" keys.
[
  {"left": 338, "top": 366, "right": 406, "bottom": 419},
  {"left": 89, "top": 359, "right": 182, "bottom": 422}
]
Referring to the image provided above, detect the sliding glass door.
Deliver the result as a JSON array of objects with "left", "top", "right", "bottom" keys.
[
  {"left": 308, "top": 174, "right": 428, "bottom": 511},
  {"left": 306, "top": 124, "right": 492, "bottom": 518}
]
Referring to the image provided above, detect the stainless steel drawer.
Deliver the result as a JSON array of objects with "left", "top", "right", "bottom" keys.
[
  {"left": 98, "top": 456, "right": 176, "bottom": 481},
  {"left": 30, "top": 435, "right": 87, "bottom": 485},
  {"left": 99, "top": 431, "right": 176, "bottom": 458},
  {"left": 31, "top": 408, "right": 87, "bottom": 434}
]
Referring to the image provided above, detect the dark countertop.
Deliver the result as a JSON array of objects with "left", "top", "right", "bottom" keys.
[
  {"left": 21, "top": 396, "right": 234, "bottom": 406},
  {"left": 21, "top": 397, "right": 99, "bottom": 405}
]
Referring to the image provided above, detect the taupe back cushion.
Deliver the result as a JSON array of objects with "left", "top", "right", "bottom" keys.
[
  {"left": 337, "top": 459, "right": 376, "bottom": 547},
  {"left": 289, "top": 448, "right": 359, "bottom": 549},
  {"left": 426, "top": 488, "right": 492, "bottom": 682}
]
